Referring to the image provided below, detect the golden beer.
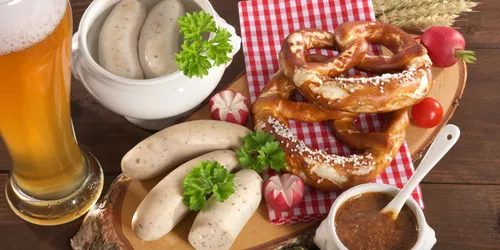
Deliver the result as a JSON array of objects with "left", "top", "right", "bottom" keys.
[{"left": 0, "top": 0, "right": 103, "bottom": 225}]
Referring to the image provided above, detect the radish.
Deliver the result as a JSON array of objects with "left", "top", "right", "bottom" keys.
[
  {"left": 209, "top": 90, "right": 249, "bottom": 125},
  {"left": 264, "top": 174, "right": 304, "bottom": 212},
  {"left": 421, "top": 26, "right": 476, "bottom": 68}
]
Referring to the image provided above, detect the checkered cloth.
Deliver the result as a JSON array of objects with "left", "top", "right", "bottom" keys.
[{"left": 238, "top": 0, "right": 424, "bottom": 225}]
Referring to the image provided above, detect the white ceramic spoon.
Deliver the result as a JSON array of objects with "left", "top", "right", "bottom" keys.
[{"left": 381, "top": 124, "right": 461, "bottom": 219}]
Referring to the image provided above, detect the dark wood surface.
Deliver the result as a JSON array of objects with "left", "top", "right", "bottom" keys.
[{"left": 0, "top": 0, "right": 499, "bottom": 249}]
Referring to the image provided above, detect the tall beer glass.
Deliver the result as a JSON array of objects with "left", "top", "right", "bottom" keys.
[{"left": 0, "top": 0, "right": 103, "bottom": 225}]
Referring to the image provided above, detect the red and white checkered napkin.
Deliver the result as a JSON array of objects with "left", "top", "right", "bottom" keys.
[{"left": 238, "top": 0, "right": 424, "bottom": 225}]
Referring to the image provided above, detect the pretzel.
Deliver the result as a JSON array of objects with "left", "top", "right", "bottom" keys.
[
  {"left": 279, "top": 21, "right": 433, "bottom": 113},
  {"left": 252, "top": 71, "right": 410, "bottom": 191}
]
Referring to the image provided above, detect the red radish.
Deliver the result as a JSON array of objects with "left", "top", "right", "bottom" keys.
[
  {"left": 264, "top": 174, "right": 304, "bottom": 212},
  {"left": 421, "top": 26, "right": 476, "bottom": 68},
  {"left": 209, "top": 90, "right": 249, "bottom": 125}
]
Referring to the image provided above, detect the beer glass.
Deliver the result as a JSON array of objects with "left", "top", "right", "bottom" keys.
[{"left": 0, "top": 0, "right": 104, "bottom": 225}]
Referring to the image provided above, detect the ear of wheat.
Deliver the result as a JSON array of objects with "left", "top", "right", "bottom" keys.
[{"left": 373, "top": 0, "right": 479, "bottom": 31}]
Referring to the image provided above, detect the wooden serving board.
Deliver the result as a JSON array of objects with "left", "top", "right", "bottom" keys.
[{"left": 71, "top": 61, "right": 466, "bottom": 249}]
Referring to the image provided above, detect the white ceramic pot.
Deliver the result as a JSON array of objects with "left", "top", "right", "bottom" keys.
[
  {"left": 71, "top": 0, "right": 241, "bottom": 130},
  {"left": 314, "top": 183, "right": 436, "bottom": 250}
]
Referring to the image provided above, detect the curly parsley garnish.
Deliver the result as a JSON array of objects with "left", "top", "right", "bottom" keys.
[
  {"left": 182, "top": 161, "right": 235, "bottom": 211},
  {"left": 237, "top": 131, "right": 286, "bottom": 173},
  {"left": 176, "top": 11, "right": 233, "bottom": 78}
]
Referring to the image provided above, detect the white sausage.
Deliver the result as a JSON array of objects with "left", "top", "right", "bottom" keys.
[
  {"left": 138, "top": 0, "right": 185, "bottom": 78},
  {"left": 98, "top": 0, "right": 146, "bottom": 79},
  {"left": 188, "top": 169, "right": 263, "bottom": 250},
  {"left": 121, "top": 120, "right": 251, "bottom": 180},
  {"left": 132, "top": 150, "right": 241, "bottom": 241}
]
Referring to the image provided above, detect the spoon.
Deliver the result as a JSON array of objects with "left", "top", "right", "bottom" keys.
[{"left": 381, "top": 124, "right": 461, "bottom": 220}]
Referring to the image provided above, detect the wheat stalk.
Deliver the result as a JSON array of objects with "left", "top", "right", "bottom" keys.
[
  {"left": 380, "top": 1, "right": 477, "bottom": 20},
  {"left": 373, "top": 0, "right": 478, "bottom": 31},
  {"left": 373, "top": 0, "right": 477, "bottom": 16},
  {"left": 378, "top": 13, "right": 461, "bottom": 31},
  {"left": 373, "top": 0, "right": 435, "bottom": 14}
]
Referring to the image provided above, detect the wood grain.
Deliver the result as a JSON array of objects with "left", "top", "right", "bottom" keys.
[
  {"left": 423, "top": 49, "right": 500, "bottom": 185},
  {"left": 0, "top": 0, "right": 499, "bottom": 249},
  {"left": 70, "top": 75, "right": 152, "bottom": 175},
  {"left": 422, "top": 184, "right": 500, "bottom": 249},
  {"left": 70, "top": 0, "right": 92, "bottom": 31},
  {"left": 454, "top": 0, "right": 500, "bottom": 49},
  {"left": 0, "top": 140, "right": 9, "bottom": 174}
]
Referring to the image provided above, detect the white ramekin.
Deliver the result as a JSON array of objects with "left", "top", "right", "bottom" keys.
[
  {"left": 314, "top": 183, "right": 436, "bottom": 250},
  {"left": 71, "top": 0, "right": 241, "bottom": 130}
]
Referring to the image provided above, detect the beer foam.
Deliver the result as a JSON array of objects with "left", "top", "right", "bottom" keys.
[{"left": 0, "top": 0, "right": 66, "bottom": 55}]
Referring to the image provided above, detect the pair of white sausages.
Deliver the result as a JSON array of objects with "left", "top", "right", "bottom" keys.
[
  {"left": 98, "top": 0, "right": 183, "bottom": 79},
  {"left": 132, "top": 150, "right": 240, "bottom": 240},
  {"left": 132, "top": 150, "right": 263, "bottom": 249}
]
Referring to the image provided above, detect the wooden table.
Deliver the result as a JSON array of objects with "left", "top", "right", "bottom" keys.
[{"left": 1, "top": 0, "right": 499, "bottom": 249}]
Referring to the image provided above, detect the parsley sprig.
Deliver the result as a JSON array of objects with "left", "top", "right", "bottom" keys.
[
  {"left": 176, "top": 11, "right": 233, "bottom": 78},
  {"left": 182, "top": 161, "right": 235, "bottom": 211},
  {"left": 237, "top": 132, "right": 286, "bottom": 173}
]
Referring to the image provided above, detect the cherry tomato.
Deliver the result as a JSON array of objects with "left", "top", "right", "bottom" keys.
[{"left": 411, "top": 98, "right": 444, "bottom": 128}]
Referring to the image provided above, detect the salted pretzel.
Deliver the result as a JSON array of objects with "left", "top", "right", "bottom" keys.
[
  {"left": 253, "top": 73, "right": 410, "bottom": 191},
  {"left": 279, "top": 21, "right": 433, "bottom": 113},
  {"left": 252, "top": 55, "right": 411, "bottom": 190}
]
